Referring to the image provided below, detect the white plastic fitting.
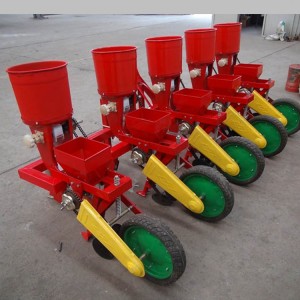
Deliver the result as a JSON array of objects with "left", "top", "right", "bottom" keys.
[
  {"left": 23, "top": 134, "right": 35, "bottom": 148},
  {"left": 189, "top": 68, "right": 201, "bottom": 79},
  {"left": 100, "top": 102, "right": 117, "bottom": 116},
  {"left": 218, "top": 58, "right": 228, "bottom": 67},
  {"left": 23, "top": 131, "right": 44, "bottom": 148},
  {"left": 151, "top": 82, "right": 165, "bottom": 94}
]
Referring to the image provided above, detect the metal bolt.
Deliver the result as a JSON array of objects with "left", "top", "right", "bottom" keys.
[
  {"left": 114, "top": 175, "right": 120, "bottom": 186},
  {"left": 139, "top": 253, "right": 147, "bottom": 260},
  {"left": 60, "top": 203, "right": 66, "bottom": 211}
]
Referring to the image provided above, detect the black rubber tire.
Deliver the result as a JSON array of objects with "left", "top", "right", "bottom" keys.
[
  {"left": 219, "top": 136, "right": 265, "bottom": 186},
  {"left": 180, "top": 166, "right": 234, "bottom": 222},
  {"left": 152, "top": 192, "right": 175, "bottom": 206},
  {"left": 120, "top": 215, "right": 186, "bottom": 285},
  {"left": 249, "top": 115, "right": 288, "bottom": 157},
  {"left": 272, "top": 98, "right": 300, "bottom": 136},
  {"left": 92, "top": 223, "right": 122, "bottom": 260}
]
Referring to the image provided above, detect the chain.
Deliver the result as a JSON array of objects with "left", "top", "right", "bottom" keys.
[{"left": 72, "top": 117, "right": 87, "bottom": 138}]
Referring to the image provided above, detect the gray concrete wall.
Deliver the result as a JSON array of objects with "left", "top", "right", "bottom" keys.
[{"left": 262, "top": 14, "right": 300, "bottom": 38}]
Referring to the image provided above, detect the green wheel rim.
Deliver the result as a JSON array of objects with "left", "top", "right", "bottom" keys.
[
  {"left": 251, "top": 121, "right": 281, "bottom": 156},
  {"left": 123, "top": 226, "right": 173, "bottom": 279},
  {"left": 222, "top": 144, "right": 258, "bottom": 182},
  {"left": 274, "top": 103, "right": 300, "bottom": 134},
  {"left": 182, "top": 174, "right": 225, "bottom": 218}
]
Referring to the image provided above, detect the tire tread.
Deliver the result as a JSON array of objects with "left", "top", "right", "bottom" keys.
[
  {"left": 219, "top": 136, "right": 265, "bottom": 185},
  {"left": 249, "top": 115, "right": 288, "bottom": 157},
  {"left": 272, "top": 98, "right": 300, "bottom": 136},
  {"left": 120, "top": 215, "right": 186, "bottom": 285},
  {"left": 180, "top": 166, "right": 234, "bottom": 222}
]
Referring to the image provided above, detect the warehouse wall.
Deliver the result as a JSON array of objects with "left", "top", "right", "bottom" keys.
[
  {"left": 212, "top": 14, "right": 239, "bottom": 24},
  {"left": 262, "top": 14, "right": 300, "bottom": 39}
]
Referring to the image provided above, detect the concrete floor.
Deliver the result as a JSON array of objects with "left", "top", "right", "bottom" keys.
[{"left": 0, "top": 14, "right": 299, "bottom": 300}]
